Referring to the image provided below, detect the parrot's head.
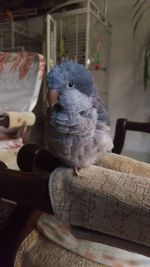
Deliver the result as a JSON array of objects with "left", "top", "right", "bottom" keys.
[{"left": 47, "top": 61, "right": 95, "bottom": 112}]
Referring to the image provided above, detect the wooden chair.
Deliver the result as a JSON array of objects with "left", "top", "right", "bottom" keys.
[
  {"left": 1, "top": 117, "right": 150, "bottom": 266},
  {"left": 113, "top": 118, "right": 150, "bottom": 154},
  {"left": 0, "top": 142, "right": 150, "bottom": 267},
  {"left": 0, "top": 51, "right": 46, "bottom": 267},
  {"left": 0, "top": 141, "right": 62, "bottom": 267}
]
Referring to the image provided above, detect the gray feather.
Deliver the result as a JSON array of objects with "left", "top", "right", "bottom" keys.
[{"left": 46, "top": 61, "right": 113, "bottom": 168}]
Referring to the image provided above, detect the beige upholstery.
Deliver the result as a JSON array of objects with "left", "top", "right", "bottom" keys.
[
  {"left": 14, "top": 152, "right": 150, "bottom": 267},
  {"left": 15, "top": 230, "right": 106, "bottom": 267}
]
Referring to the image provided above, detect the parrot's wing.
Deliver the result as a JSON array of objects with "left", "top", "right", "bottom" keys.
[
  {"left": 92, "top": 87, "right": 113, "bottom": 152},
  {"left": 92, "top": 88, "right": 110, "bottom": 130}
]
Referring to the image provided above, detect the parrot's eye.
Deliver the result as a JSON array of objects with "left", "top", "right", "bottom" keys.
[{"left": 67, "top": 81, "right": 74, "bottom": 88}]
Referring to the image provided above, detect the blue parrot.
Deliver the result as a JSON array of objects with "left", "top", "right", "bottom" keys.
[{"left": 46, "top": 61, "right": 113, "bottom": 175}]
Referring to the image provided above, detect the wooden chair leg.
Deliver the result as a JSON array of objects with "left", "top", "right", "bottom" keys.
[
  {"left": 0, "top": 143, "right": 60, "bottom": 266},
  {"left": 0, "top": 144, "right": 47, "bottom": 267},
  {"left": 0, "top": 205, "right": 41, "bottom": 267},
  {"left": 112, "top": 118, "right": 127, "bottom": 154}
]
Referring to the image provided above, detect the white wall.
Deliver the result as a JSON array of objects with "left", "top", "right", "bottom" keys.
[{"left": 107, "top": 0, "right": 150, "bottom": 161}]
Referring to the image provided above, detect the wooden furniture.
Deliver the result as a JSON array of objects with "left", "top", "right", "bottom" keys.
[
  {"left": 113, "top": 118, "right": 150, "bottom": 154},
  {"left": 1, "top": 117, "right": 150, "bottom": 266},
  {"left": 0, "top": 144, "right": 59, "bottom": 267},
  {"left": 0, "top": 51, "right": 46, "bottom": 266},
  {"left": 0, "top": 143, "right": 150, "bottom": 267}
]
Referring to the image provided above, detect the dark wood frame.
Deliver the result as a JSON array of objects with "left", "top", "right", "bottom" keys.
[
  {"left": 0, "top": 144, "right": 54, "bottom": 267},
  {"left": 113, "top": 118, "right": 150, "bottom": 154}
]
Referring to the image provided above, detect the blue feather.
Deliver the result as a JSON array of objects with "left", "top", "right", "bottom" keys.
[{"left": 46, "top": 61, "right": 113, "bottom": 168}]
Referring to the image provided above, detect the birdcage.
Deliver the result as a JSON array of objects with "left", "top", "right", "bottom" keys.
[
  {"left": 51, "top": 0, "right": 111, "bottom": 65},
  {"left": 0, "top": 20, "right": 43, "bottom": 53},
  {"left": 51, "top": 0, "right": 112, "bottom": 103}
]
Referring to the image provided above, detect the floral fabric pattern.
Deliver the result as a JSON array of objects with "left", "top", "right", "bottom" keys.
[
  {"left": 38, "top": 213, "right": 150, "bottom": 267},
  {"left": 0, "top": 51, "right": 45, "bottom": 150},
  {"left": 0, "top": 51, "right": 45, "bottom": 113}
]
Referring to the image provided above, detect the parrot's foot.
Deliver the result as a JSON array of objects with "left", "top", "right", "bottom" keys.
[{"left": 74, "top": 166, "right": 81, "bottom": 177}]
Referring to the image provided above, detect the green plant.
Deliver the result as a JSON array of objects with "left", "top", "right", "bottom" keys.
[{"left": 131, "top": 0, "right": 150, "bottom": 89}]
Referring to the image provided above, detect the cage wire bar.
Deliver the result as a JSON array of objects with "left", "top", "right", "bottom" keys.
[
  {"left": 0, "top": 21, "right": 43, "bottom": 53},
  {"left": 45, "top": 14, "right": 57, "bottom": 72},
  {"left": 51, "top": 0, "right": 111, "bottom": 67}
]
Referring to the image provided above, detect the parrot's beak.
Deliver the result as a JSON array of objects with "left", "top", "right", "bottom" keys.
[{"left": 48, "top": 89, "right": 59, "bottom": 108}]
